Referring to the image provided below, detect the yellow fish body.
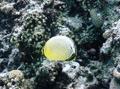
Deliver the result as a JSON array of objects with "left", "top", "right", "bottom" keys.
[{"left": 43, "top": 36, "right": 76, "bottom": 61}]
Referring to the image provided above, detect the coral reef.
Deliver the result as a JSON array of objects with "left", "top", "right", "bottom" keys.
[
  {"left": 0, "top": 70, "right": 33, "bottom": 89},
  {"left": 11, "top": 11, "right": 51, "bottom": 62},
  {"left": 0, "top": 0, "right": 120, "bottom": 89}
]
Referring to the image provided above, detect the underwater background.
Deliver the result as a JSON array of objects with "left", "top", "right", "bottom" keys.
[{"left": 0, "top": 0, "right": 120, "bottom": 89}]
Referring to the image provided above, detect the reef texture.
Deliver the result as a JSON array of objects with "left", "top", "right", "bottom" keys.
[{"left": 0, "top": 0, "right": 120, "bottom": 89}]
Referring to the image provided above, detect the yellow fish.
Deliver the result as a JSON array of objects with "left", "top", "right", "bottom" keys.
[{"left": 43, "top": 35, "right": 76, "bottom": 61}]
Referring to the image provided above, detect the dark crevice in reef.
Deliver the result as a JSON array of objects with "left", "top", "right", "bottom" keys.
[
  {"left": 0, "top": 12, "right": 16, "bottom": 33},
  {"left": 88, "top": 82, "right": 109, "bottom": 89},
  {"left": 34, "top": 63, "right": 72, "bottom": 89}
]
